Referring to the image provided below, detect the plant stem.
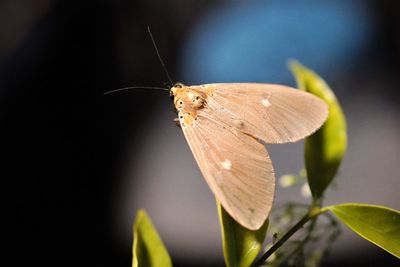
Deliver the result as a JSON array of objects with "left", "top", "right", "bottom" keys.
[
  {"left": 280, "top": 216, "right": 317, "bottom": 263},
  {"left": 252, "top": 206, "right": 327, "bottom": 266}
]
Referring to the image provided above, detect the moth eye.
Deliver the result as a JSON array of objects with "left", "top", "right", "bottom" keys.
[
  {"left": 196, "top": 96, "right": 200, "bottom": 100},
  {"left": 179, "top": 101, "right": 183, "bottom": 105}
]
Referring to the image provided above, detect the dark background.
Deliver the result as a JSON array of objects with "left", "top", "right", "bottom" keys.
[{"left": 3, "top": 1, "right": 399, "bottom": 266}]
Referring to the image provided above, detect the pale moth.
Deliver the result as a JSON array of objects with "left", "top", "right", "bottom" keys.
[{"left": 170, "top": 82, "right": 328, "bottom": 230}]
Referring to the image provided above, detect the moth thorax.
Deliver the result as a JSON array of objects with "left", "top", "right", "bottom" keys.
[
  {"left": 188, "top": 91, "right": 205, "bottom": 108},
  {"left": 175, "top": 90, "right": 205, "bottom": 111}
]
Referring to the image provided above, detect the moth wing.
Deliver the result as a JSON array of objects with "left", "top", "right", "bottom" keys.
[
  {"left": 180, "top": 110, "right": 275, "bottom": 230},
  {"left": 197, "top": 83, "right": 328, "bottom": 144}
]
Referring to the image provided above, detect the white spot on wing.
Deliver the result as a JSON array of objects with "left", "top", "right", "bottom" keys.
[
  {"left": 261, "top": 99, "right": 271, "bottom": 107},
  {"left": 221, "top": 159, "right": 232, "bottom": 170}
]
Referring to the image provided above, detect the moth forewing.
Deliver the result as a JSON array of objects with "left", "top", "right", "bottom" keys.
[{"left": 193, "top": 83, "right": 329, "bottom": 144}]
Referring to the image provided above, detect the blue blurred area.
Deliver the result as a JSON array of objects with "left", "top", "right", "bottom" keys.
[{"left": 181, "top": 0, "right": 374, "bottom": 85}]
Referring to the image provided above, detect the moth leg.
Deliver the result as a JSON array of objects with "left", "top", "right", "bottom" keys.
[{"left": 173, "top": 118, "right": 181, "bottom": 128}]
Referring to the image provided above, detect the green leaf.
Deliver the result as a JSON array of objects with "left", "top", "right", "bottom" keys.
[
  {"left": 326, "top": 203, "right": 400, "bottom": 258},
  {"left": 289, "top": 60, "right": 347, "bottom": 199},
  {"left": 217, "top": 202, "right": 269, "bottom": 267},
  {"left": 132, "top": 209, "right": 173, "bottom": 267}
]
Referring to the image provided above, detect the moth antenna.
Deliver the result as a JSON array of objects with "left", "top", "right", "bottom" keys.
[
  {"left": 147, "top": 26, "right": 174, "bottom": 87},
  {"left": 103, "top": 86, "right": 169, "bottom": 95}
]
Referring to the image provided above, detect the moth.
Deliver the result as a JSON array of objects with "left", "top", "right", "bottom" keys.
[{"left": 170, "top": 83, "right": 328, "bottom": 230}]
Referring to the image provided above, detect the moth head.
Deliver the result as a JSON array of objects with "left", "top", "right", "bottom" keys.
[{"left": 170, "top": 82, "right": 186, "bottom": 99}]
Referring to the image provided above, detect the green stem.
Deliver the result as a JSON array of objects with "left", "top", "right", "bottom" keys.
[
  {"left": 252, "top": 206, "right": 328, "bottom": 266},
  {"left": 281, "top": 215, "right": 317, "bottom": 262}
]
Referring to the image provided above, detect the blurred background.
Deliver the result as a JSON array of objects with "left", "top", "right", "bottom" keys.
[{"left": 3, "top": 0, "right": 399, "bottom": 266}]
